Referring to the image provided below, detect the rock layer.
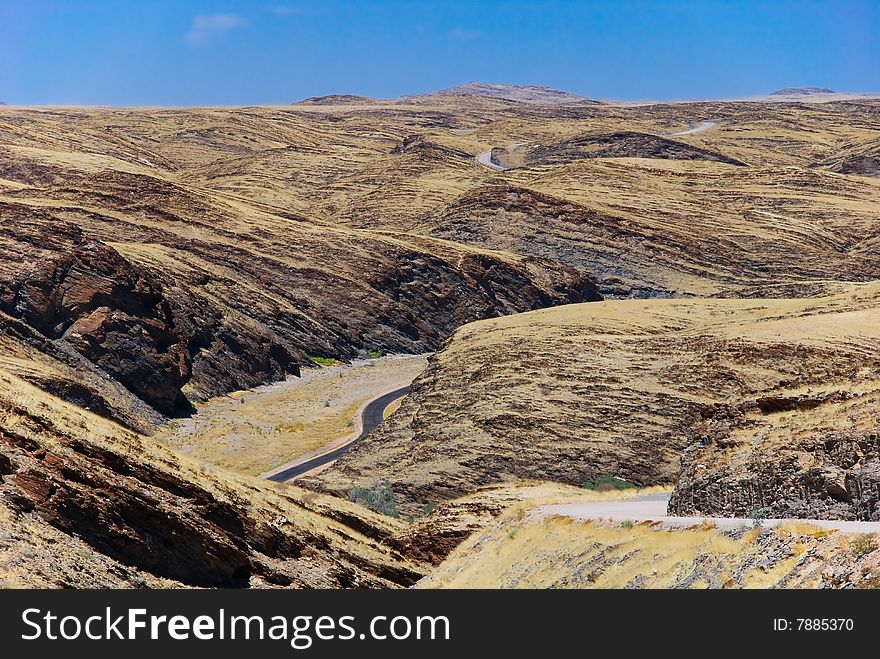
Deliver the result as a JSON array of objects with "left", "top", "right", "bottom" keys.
[{"left": 0, "top": 207, "right": 190, "bottom": 413}]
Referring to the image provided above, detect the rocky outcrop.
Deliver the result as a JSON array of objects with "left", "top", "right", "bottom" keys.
[
  {"left": 0, "top": 181, "right": 600, "bottom": 405},
  {"left": 391, "top": 135, "right": 472, "bottom": 161},
  {"left": 0, "top": 368, "right": 425, "bottom": 588},
  {"left": 0, "top": 207, "right": 190, "bottom": 413},
  {"left": 819, "top": 139, "right": 880, "bottom": 177},
  {"left": 525, "top": 131, "right": 746, "bottom": 166},
  {"left": 670, "top": 420, "right": 880, "bottom": 521}
]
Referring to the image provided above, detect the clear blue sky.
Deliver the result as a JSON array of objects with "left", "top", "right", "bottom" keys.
[{"left": 1, "top": 0, "right": 877, "bottom": 105}]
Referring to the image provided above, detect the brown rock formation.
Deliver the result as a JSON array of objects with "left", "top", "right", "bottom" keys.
[
  {"left": 524, "top": 131, "right": 746, "bottom": 166},
  {"left": 0, "top": 368, "right": 425, "bottom": 588},
  {"left": 0, "top": 207, "right": 190, "bottom": 413}
]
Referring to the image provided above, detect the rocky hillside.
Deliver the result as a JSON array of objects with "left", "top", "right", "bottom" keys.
[
  {"left": 2, "top": 95, "right": 880, "bottom": 584},
  {"left": 523, "top": 131, "right": 746, "bottom": 166},
  {"left": 0, "top": 358, "right": 427, "bottom": 588},
  {"left": 0, "top": 106, "right": 603, "bottom": 406},
  {"left": 668, "top": 289, "right": 880, "bottom": 520},
  {"left": 309, "top": 284, "right": 880, "bottom": 517},
  {"left": 0, "top": 208, "right": 190, "bottom": 414}
]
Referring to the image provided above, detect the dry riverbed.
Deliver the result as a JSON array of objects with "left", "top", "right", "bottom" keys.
[{"left": 157, "top": 354, "right": 429, "bottom": 476}]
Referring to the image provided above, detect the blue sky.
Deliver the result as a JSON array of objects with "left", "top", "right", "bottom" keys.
[{"left": 1, "top": 0, "right": 878, "bottom": 105}]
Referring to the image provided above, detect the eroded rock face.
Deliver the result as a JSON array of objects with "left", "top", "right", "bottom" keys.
[
  {"left": 670, "top": 429, "right": 880, "bottom": 521},
  {"left": 0, "top": 371, "right": 425, "bottom": 588},
  {"left": 525, "top": 131, "right": 746, "bottom": 166},
  {"left": 0, "top": 208, "right": 190, "bottom": 413}
]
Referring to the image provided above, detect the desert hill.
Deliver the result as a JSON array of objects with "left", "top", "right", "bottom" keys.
[
  {"left": 310, "top": 283, "right": 880, "bottom": 518},
  {"left": 295, "top": 94, "right": 377, "bottom": 105},
  {"left": 428, "top": 82, "right": 590, "bottom": 104},
  {"left": 770, "top": 87, "right": 836, "bottom": 96},
  {"left": 3, "top": 94, "right": 880, "bottom": 584}
]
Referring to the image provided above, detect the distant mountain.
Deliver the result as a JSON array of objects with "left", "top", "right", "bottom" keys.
[
  {"left": 769, "top": 87, "right": 836, "bottom": 96},
  {"left": 0, "top": 101, "right": 6, "bottom": 105},
  {"left": 295, "top": 94, "right": 375, "bottom": 105},
  {"left": 429, "top": 82, "right": 591, "bottom": 104}
]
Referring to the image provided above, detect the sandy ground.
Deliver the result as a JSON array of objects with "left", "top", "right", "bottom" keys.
[
  {"left": 157, "top": 354, "right": 428, "bottom": 476},
  {"left": 262, "top": 385, "right": 411, "bottom": 481}
]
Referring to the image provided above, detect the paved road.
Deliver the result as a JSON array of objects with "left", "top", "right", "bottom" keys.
[
  {"left": 476, "top": 149, "right": 508, "bottom": 171},
  {"left": 475, "top": 143, "right": 527, "bottom": 171},
  {"left": 536, "top": 494, "right": 880, "bottom": 533},
  {"left": 671, "top": 120, "right": 716, "bottom": 136},
  {"left": 265, "top": 385, "right": 410, "bottom": 482}
]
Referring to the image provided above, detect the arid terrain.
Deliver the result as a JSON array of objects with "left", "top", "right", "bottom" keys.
[
  {"left": 1, "top": 84, "right": 879, "bottom": 587},
  {"left": 157, "top": 354, "right": 427, "bottom": 476},
  {"left": 310, "top": 284, "right": 880, "bottom": 519}
]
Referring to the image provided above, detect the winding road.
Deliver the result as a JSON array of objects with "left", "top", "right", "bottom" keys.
[
  {"left": 476, "top": 148, "right": 509, "bottom": 171},
  {"left": 265, "top": 386, "right": 410, "bottom": 483},
  {"left": 535, "top": 493, "right": 880, "bottom": 533}
]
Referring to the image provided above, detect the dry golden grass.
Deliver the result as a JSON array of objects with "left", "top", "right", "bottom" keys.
[
  {"left": 416, "top": 488, "right": 863, "bottom": 589},
  {"left": 383, "top": 397, "right": 404, "bottom": 420}
]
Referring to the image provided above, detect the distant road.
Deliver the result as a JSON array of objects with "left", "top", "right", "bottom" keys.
[
  {"left": 475, "top": 142, "right": 527, "bottom": 171},
  {"left": 265, "top": 386, "right": 410, "bottom": 483},
  {"left": 671, "top": 120, "right": 717, "bottom": 136},
  {"left": 535, "top": 493, "right": 880, "bottom": 533},
  {"left": 476, "top": 149, "right": 508, "bottom": 171}
]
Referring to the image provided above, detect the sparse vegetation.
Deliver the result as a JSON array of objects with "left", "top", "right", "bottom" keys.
[
  {"left": 367, "top": 349, "right": 381, "bottom": 359},
  {"left": 750, "top": 507, "right": 766, "bottom": 529},
  {"left": 621, "top": 520, "right": 634, "bottom": 529},
  {"left": 347, "top": 479, "right": 400, "bottom": 518},
  {"left": 309, "top": 356, "right": 339, "bottom": 367},
  {"left": 851, "top": 533, "right": 878, "bottom": 558},
  {"left": 582, "top": 474, "right": 635, "bottom": 491}
]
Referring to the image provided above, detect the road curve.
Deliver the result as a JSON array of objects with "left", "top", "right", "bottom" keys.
[
  {"left": 476, "top": 149, "right": 507, "bottom": 171},
  {"left": 535, "top": 494, "right": 880, "bottom": 533},
  {"left": 265, "top": 385, "right": 410, "bottom": 483},
  {"left": 671, "top": 120, "right": 716, "bottom": 136}
]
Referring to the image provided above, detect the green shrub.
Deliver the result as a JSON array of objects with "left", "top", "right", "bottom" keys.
[
  {"left": 621, "top": 520, "right": 635, "bottom": 529},
  {"left": 348, "top": 479, "right": 399, "bottom": 518},
  {"left": 367, "top": 349, "right": 381, "bottom": 359},
  {"left": 581, "top": 474, "right": 635, "bottom": 491},
  {"left": 309, "top": 355, "right": 339, "bottom": 367},
  {"left": 749, "top": 507, "right": 766, "bottom": 529},
  {"left": 851, "top": 533, "right": 878, "bottom": 558}
]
